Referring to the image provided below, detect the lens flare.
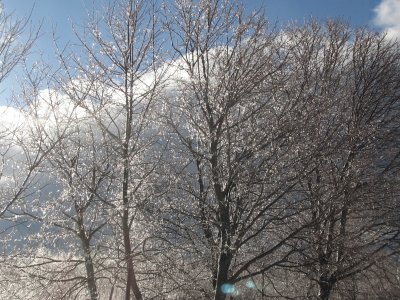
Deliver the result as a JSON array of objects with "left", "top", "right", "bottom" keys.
[
  {"left": 221, "top": 283, "right": 236, "bottom": 294},
  {"left": 245, "top": 280, "right": 256, "bottom": 289}
]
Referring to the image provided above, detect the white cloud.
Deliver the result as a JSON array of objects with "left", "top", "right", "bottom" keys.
[
  {"left": 0, "top": 106, "right": 24, "bottom": 130},
  {"left": 374, "top": 0, "right": 400, "bottom": 40}
]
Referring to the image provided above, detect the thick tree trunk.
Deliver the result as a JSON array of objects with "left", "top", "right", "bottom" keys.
[
  {"left": 318, "top": 275, "right": 336, "bottom": 300},
  {"left": 213, "top": 183, "right": 233, "bottom": 300},
  {"left": 214, "top": 251, "right": 233, "bottom": 300}
]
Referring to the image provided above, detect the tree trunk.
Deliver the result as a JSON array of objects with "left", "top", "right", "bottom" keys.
[
  {"left": 79, "top": 230, "right": 98, "bottom": 300},
  {"left": 214, "top": 251, "right": 233, "bottom": 300},
  {"left": 211, "top": 139, "right": 234, "bottom": 300},
  {"left": 122, "top": 154, "right": 142, "bottom": 300},
  {"left": 318, "top": 275, "right": 336, "bottom": 300},
  {"left": 213, "top": 194, "right": 233, "bottom": 300},
  {"left": 122, "top": 209, "right": 142, "bottom": 300}
]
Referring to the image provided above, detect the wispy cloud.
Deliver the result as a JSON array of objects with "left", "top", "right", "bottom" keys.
[{"left": 374, "top": 0, "right": 400, "bottom": 40}]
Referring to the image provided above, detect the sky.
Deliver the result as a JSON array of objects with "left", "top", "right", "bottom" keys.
[
  {"left": 0, "top": 0, "right": 399, "bottom": 105},
  {"left": 2, "top": 0, "right": 399, "bottom": 45},
  {"left": 3, "top": 0, "right": 397, "bottom": 32}
]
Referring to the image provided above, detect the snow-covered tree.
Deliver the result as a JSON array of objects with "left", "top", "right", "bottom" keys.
[
  {"left": 160, "top": 1, "right": 313, "bottom": 299},
  {"left": 0, "top": 0, "right": 39, "bottom": 219},
  {"left": 279, "top": 22, "right": 400, "bottom": 299},
  {"left": 54, "top": 0, "right": 166, "bottom": 299},
  {"left": 1, "top": 1, "right": 400, "bottom": 299}
]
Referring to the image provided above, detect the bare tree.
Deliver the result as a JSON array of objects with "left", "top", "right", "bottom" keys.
[
  {"left": 23, "top": 115, "right": 113, "bottom": 300},
  {"left": 281, "top": 21, "right": 400, "bottom": 299},
  {"left": 2, "top": 1, "right": 400, "bottom": 299},
  {"left": 1, "top": 61, "right": 104, "bottom": 299},
  {"left": 161, "top": 1, "right": 313, "bottom": 299},
  {"left": 55, "top": 0, "right": 165, "bottom": 299},
  {"left": 0, "top": 0, "right": 39, "bottom": 219},
  {"left": 0, "top": 2, "right": 38, "bottom": 85}
]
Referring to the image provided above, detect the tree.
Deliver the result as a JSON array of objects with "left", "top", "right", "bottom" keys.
[
  {"left": 1, "top": 62, "right": 107, "bottom": 299},
  {"left": 161, "top": 1, "right": 313, "bottom": 299},
  {"left": 281, "top": 21, "right": 400, "bottom": 299},
  {"left": 0, "top": 0, "right": 39, "bottom": 219},
  {"left": 55, "top": 0, "right": 165, "bottom": 298},
  {"left": 1, "top": 1, "right": 400, "bottom": 299},
  {"left": 23, "top": 106, "right": 113, "bottom": 300}
]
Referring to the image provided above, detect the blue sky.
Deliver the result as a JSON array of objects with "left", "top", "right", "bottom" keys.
[
  {"left": 259, "top": 0, "right": 380, "bottom": 26},
  {"left": 2, "top": 0, "right": 388, "bottom": 29},
  {"left": 1, "top": 0, "right": 394, "bottom": 42},
  {"left": 2, "top": 0, "right": 398, "bottom": 57},
  {"left": 2, "top": 0, "right": 398, "bottom": 69},
  {"left": 1, "top": 0, "right": 399, "bottom": 105}
]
